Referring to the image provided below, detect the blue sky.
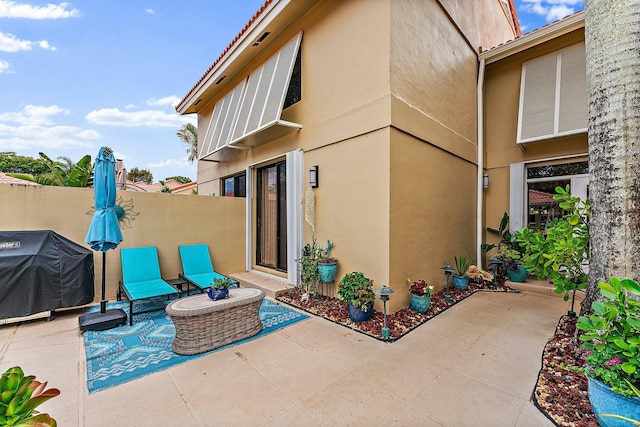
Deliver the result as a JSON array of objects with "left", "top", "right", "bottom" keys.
[{"left": 0, "top": 0, "right": 583, "bottom": 183}]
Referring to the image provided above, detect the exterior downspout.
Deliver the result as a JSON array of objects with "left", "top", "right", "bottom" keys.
[{"left": 476, "top": 58, "right": 486, "bottom": 268}]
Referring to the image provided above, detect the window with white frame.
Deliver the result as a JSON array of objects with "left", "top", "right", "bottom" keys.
[
  {"left": 509, "top": 159, "right": 588, "bottom": 232},
  {"left": 517, "top": 43, "right": 587, "bottom": 144}
]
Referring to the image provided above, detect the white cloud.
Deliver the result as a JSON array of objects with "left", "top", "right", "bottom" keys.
[
  {"left": 0, "top": 123, "right": 98, "bottom": 150},
  {"left": 37, "top": 40, "right": 56, "bottom": 51},
  {"left": 145, "top": 8, "right": 155, "bottom": 15},
  {"left": 146, "top": 95, "right": 180, "bottom": 107},
  {"left": 86, "top": 108, "right": 189, "bottom": 127},
  {"left": 0, "top": 59, "right": 10, "bottom": 73},
  {"left": 521, "top": 0, "right": 583, "bottom": 22},
  {"left": 147, "top": 157, "right": 191, "bottom": 169},
  {"left": 0, "top": 104, "right": 69, "bottom": 125},
  {"left": 0, "top": 104, "right": 99, "bottom": 150},
  {"left": 0, "top": 31, "right": 55, "bottom": 52},
  {"left": 125, "top": 104, "right": 136, "bottom": 109},
  {"left": 0, "top": 0, "right": 80, "bottom": 19}
]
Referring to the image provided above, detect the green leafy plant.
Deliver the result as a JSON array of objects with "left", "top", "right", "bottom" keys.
[
  {"left": 516, "top": 186, "right": 589, "bottom": 305},
  {"left": 210, "top": 277, "right": 235, "bottom": 290},
  {"left": 296, "top": 237, "right": 322, "bottom": 291},
  {"left": 337, "top": 272, "right": 375, "bottom": 310},
  {"left": 318, "top": 240, "right": 338, "bottom": 265},
  {"left": 453, "top": 255, "right": 472, "bottom": 277},
  {"left": 576, "top": 277, "right": 640, "bottom": 398},
  {"left": 481, "top": 212, "right": 516, "bottom": 254},
  {"left": 0, "top": 366, "right": 60, "bottom": 426}
]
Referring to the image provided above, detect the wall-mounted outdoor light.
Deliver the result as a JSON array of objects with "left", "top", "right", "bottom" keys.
[
  {"left": 483, "top": 173, "right": 489, "bottom": 189},
  {"left": 374, "top": 285, "right": 395, "bottom": 340},
  {"left": 309, "top": 165, "right": 319, "bottom": 188}
]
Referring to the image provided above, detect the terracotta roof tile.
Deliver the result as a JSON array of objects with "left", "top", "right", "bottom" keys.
[
  {"left": 176, "top": 0, "right": 274, "bottom": 112},
  {"left": 482, "top": 9, "right": 584, "bottom": 53},
  {"left": 0, "top": 172, "right": 40, "bottom": 186}
]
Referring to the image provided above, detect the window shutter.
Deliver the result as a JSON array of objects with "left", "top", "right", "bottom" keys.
[
  {"left": 558, "top": 44, "right": 587, "bottom": 133},
  {"left": 520, "top": 55, "right": 557, "bottom": 140},
  {"left": 517, "top": 43, "right": 586, "bottom": 144}
]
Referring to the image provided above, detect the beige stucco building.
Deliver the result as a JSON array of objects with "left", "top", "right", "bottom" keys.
[
  {"left": 177, "top": 0, "right": 588, "bottom": 311},
  {"left": 177, "top": 0, "right": 527, "bottom": 313},
  {"left": 480, "top": 12, "right": 587, "bottom": 248}
]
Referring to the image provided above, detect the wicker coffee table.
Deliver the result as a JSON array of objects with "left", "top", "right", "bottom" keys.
[{"left": 166, "top": 287, "right": 265, "bottom": 355}]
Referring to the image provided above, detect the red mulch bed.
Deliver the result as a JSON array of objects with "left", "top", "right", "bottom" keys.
[
  {"left": 533, "top": 315, "right": 598, "bottom": 426},
  {"left": 277, "top": 283, "right": 598, "bottom": 426},
  {"left": 276, "top": 280, "right": 517, "bottom": 341}
]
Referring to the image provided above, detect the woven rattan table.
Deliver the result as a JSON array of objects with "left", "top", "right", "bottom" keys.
[{"left": 166, "top": 287, "right": 265, "bottom": 355}]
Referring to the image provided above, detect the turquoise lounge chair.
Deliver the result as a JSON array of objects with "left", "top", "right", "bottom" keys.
[
  {"left": 117, "top": 246, "right": 179, "bottom": 325},
  {"left": 178, "top": 244, "right": 237, "bottom": 294}
]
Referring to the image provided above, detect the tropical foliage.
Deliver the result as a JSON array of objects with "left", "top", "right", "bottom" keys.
[
  {"left": 0, "top": 152, "right": 49, "bottom": 176},
  {"left": 576, "top": 277, "right": 640, "bottom": 398},
  {"left": 516, "top": 186, "right": 589, "bottom": 302},
  {"left": 127, "top": 167, "right": 153, "bottom": 184},
  {"left": 177, "top": 123, "right": 198, "bottom": 163},
  {"left": 165, "top": 175, "right": 192, "bottom": 184},
  {"left": 7, "top": 153, "right": 93, "bottom": 187}
]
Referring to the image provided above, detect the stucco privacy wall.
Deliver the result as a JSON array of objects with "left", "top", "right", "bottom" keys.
[
  {"left": 0, "top": 185, "right": 245, "bottom": 305},
  {"left": 482, "top": 28, "right": 588, "bottom": 242}
]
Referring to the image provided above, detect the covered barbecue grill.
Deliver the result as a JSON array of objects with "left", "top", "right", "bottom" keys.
[{"left": 0, "top": 230, "right": 94, "bottom": 319}]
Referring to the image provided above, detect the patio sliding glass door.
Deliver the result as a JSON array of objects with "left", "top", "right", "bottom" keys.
[{"left": 256, "top": 161, "right": 287, "bottom": 271}]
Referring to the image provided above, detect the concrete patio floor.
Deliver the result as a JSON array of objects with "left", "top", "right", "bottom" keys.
[{"left": 0, "top": 290, "right": 575, "bottom": 426}]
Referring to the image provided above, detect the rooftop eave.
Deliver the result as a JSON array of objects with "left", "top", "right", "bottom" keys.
[
  {"left": 479, "top": 11, "right": 584, "bottom": 65},
  {"left": 177, "top": 0, "right": 317, "bottom": 115}
]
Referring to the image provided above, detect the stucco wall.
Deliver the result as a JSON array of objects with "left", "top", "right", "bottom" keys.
[
  {"left": 0, "top": 185, "right": 245, "bottom": 305},
  {"left": 389, "top": 129, "right": 477, "bottom": 311},
  {"left": 482, "top": 28, "right": 588, "bottom": 241}
]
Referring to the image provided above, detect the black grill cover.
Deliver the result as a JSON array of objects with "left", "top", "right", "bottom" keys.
[{"left": 0, "top": 230, "right": 94, "bottom": 319}]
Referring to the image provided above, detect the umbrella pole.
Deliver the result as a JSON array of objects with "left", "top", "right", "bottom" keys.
[{"left": 100, "top": 252, "right": 107, "bottom": 313}]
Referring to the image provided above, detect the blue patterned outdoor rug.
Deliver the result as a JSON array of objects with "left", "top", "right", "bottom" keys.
[{"left": 83, "top": 297, "right": 309, "bottom": 393}]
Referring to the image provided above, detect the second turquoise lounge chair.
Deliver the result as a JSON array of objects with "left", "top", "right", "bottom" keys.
[
  {"left": 178, "top": 244, "right": 237, "bottom": 294},
  {"left": 118, "top": 246, "right": 179, "bottom": 325}
]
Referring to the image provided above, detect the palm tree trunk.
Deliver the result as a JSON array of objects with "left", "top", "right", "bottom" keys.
[{"left": 582, "top": 0, "right": 640, "bottom": 316}]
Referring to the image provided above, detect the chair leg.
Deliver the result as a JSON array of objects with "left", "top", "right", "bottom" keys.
[{"left": 129, "top": 301, "right": 133, "bottom": 326}]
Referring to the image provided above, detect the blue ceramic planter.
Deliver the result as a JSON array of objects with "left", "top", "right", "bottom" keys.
[
  {"left": 452, "top": 275, "right": 469, "bottom": 290},
  {"left": 318, "top": 262, "right": 338, "bottom": 284},
  {"left": 410, "top": 294, "right": 431, "bottom": 313},
  {"left": 348, "top": 302, "right": 373, "bottom": 322},
  {"left": 205, "top": 288, "right": 229, "bottom": 301},
  {"left": 507, "top": 265, "right": 527, "bottom": 283},
  {"left": 587, "top": 376, "right": 640, "bottom": 427}
]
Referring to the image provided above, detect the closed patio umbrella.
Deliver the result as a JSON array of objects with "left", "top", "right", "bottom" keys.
[{"left": 79, "top": 147, "right": 127, "bottom": 331}]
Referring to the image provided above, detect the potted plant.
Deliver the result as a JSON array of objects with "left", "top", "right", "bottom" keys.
[
  {"left": 337, "top": 272, "right": 375, "bottom": 322},
  {"left": 205, "top": 277, "right": 234, "bottom": 301},
  {"left": 0, "top": 366, "right": 60, "bottom": 426},
  {"left": 296, "top": 237, "right": 321, "bottom": 294},
  {"left": 494, "top": 244, "right": 527, "bottom": 283},
  {"left": 466, "top": 265, "right": 494, "bottom": 285},
  {"left": 317, "top": 240, "right": 339, "bottom": 284},
  {"left": 453, "top": 255, "right": 472, "bottom": 290},
  {"left": 408, "top": 279, "right": 433, "bottom": 314},
  {"left": 576, "top": 277, "right": 640, "bottom": 426}
]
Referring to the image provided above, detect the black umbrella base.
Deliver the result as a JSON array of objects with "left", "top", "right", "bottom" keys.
[{"left": 79, "top": 308, "right": 127, "bottom": 332}]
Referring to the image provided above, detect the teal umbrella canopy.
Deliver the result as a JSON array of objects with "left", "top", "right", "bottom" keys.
[{"left": 85, "top": 147, "right": 123, "bottom": 251}]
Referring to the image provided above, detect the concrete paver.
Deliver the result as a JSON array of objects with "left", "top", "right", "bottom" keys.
[{"left": 0, "top": 290, "right": 574, "bottom": 426}]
